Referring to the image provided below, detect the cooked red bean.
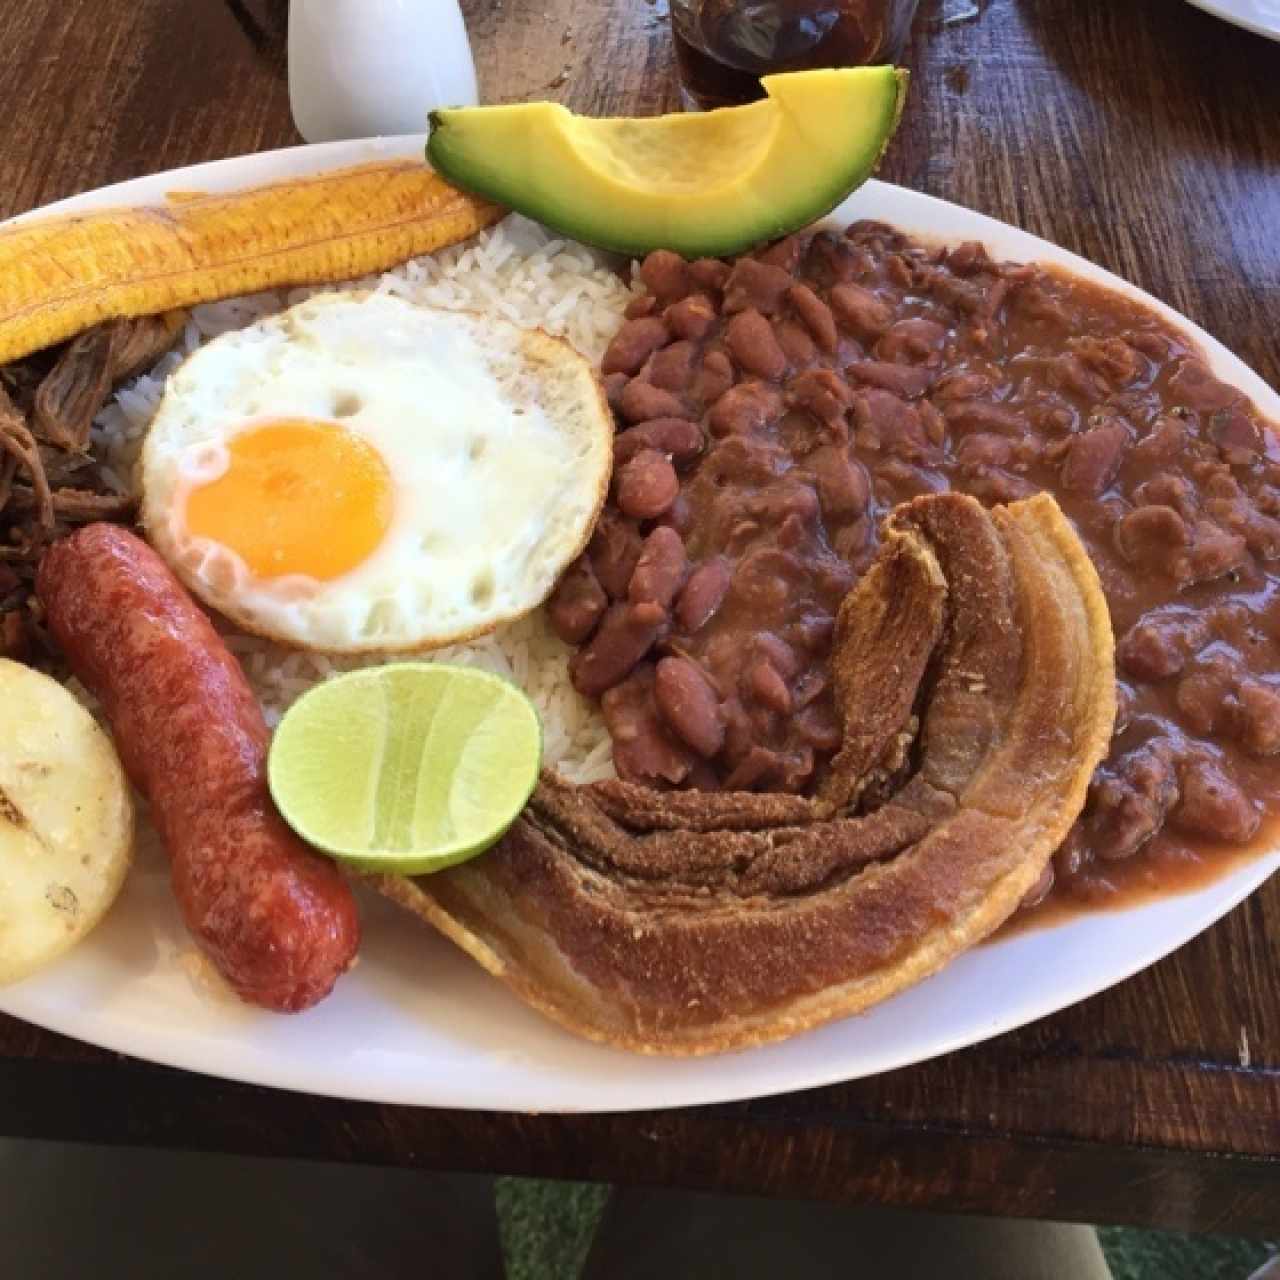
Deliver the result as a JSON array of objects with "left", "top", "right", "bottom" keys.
[
  {"left": 756, "top": 236, "right": 801, "bottom": 271},
  {"left": 956, "top": 432, "right": 1016, "bottom": 469},
  {"left": 964, "top": 466, "right": 1039, "bottom": 505},
  {"left": 1168, "top": 359, "right": 1240, "bottom": 413},
  {"left": 788, "top": 368, "right": 854, "bottom": 433},
  {"left": 602, "top": 371, "right": 629, "bottom": 414},
  {"left": 725, "top": 309, "right": 787, "bottom": 381},
  {"left": 791, "top": 610, "right": 836, "bottom": 654},
  {"left": 601, "top": 316, "right": 670, "bottom": 376},
  {"left": 640, "top": 250, "right": 692, "bottom": 305},
  {"left": 1131, "top": 416, "right": 1186, "bottom": 467},
  {"left": 856, "top": 388, "right": 930, "bottom": 459},
  {"left": 806, "top": 231, "right": 861, "bottom": 285},
  {"left": 1238, "top": 681, "right": 1280, "bottom": 755},
  {"left": 1117, "top": 609, "right": 1209, "bottom": 681},
  {"left": 946, "top": 240, "right": 989, "bottom": 275},
  {"left": 874, "top": 458, "right": 948, "bottom": 499},
  {"left": 654, "top": 657, "right": 725, "bottom": 758},
  {"left": 703, "top": 435, "right": 787, "bottom": 489},
  {"left": 1211, "top": 405, "right": 1263, "bottom": 464},
  {"left": 934, "top": 371, "right": 992, "bottom": 403},
  {"left": 1183, "top": 520, "right": 1247, "bottom": 584},
  {"left": 1173, "top": 755, "right": 1259, "bottom": 842},
  {"left": 616, "top": 448, "right": 679, "bottom": 519},
  {"left": 618, "top": 378, "right": 692, "bottom": 425},
  {"left": 648, "top": 340, "right": 697, "bottom": 394},
  {"left": 708, "top": 382, "right": 784, "bottom": 437},
  {"left": 919, "top": 399, "right": 948, "bottom": 446},
  {"left": 1114, "top": 505, "right": 1190, "bottom": 568},
  {"left": 656, "top": 492, "right": 694, "bottom": 535},
  {"left": 602, "top": 665, "right": 695, "bottom": 785},
  {"left": 747, "top": 479, "right": 820, "bottom": 529},
  {"left": 588, "top": 510, "right": 644, "bottom": 599},
  {"left": 689, "top": 258, "right": 731, "bottom": 294},
  {"left": 1047, "top": 351, "right": 1107, "bottom": 400},
  {"left": 693, "top": 349, "right": 735, "bottom": 403},
  {"left": 830, "top": 283, "right": 894, "bottom": 340},
  {"left": 666, "top": 294, "right": 717, "bottom": 341},
  {"left": 1206, "top": 482, "right": 1280, "bottom": 559},
  {"left": 775, "top": 321, "right": 816, "bottom": 366},
  {"left": 676, "top": 557, "right": 732, "bottom": 632},
  {"left": 629, "top": 526, "right": 688, "bottom": 608},
  {"left": 547, "top": 555, "right": 608, "bottom": 644},
  {"left": 847, "top": 360, "right": 934, "bottom": 399},
  {"left": 729, "top": 548, "right": 804, "bottom": 623},
  {"left": 787, "top": 283, "right": 838, "bottom": 352},
  {"left": 806, "top": 445, "right": 869, "bottom": 518},
  {"left": 1060, "top": 421, "right": 1129, "bottom": 496},
  {"left": 746, "top": 659, "right": 793, "bottom": 715},
  {"left": 569, "top": 601, "right": 666, "bottom": 697},
  {"left": 1128, "top": 331, "right": 1172, "bottom": 359},
  {"left": 614, "top": 418, "right": 704, "bottom": 467},
  {"left": 1131, "top": 471, "right": 1195, "bottom": 518},
  {"left": 723, "top": 745, "right": 785, "bottom": 792},
  {"left": 1089, "top": 741, "right": 1180, "bottom": 860},
  {"left": 877, "top": 317, "right": 946, "bottom": 363},
  {"left": 794, "top": 701, "right": 842, "bottom": 752},
  {"left": 751, "top": 632, "right": 800, "bottom": 680},
  {"left": 723, "top": 258, "right": 794, "bottom": 315},
  {"left": 941, "top": 399, "right": 1026, "bottom": 433},
  {"left": 1175, "top": 656, "right": 1236, "bottom": 735},
  {"left": 1074, "top": 335, "right": 1144, "bottom": 386},
  {"left": 624, "top": 294, "right": 658, "bottom": 320}
]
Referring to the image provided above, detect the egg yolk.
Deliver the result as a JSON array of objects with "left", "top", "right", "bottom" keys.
[{"left": 184, "top": 419, "right": 392, "bottom": 581}]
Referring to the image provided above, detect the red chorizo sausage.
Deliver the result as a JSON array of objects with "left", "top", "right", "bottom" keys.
[{"left": 36, "top": 523, "right": 359, "bottom": 1012}]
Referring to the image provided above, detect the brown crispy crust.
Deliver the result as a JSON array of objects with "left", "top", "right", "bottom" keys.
[{"left": 376, "top": 492, "right": 1116, "bottom": 1055}]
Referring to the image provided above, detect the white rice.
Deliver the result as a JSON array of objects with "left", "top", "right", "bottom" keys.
[{"left": 89, "top": 215, "right": 635, "bottom": 785}]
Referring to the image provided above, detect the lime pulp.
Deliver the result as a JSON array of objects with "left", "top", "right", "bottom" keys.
[{"left": 267, "top": 663, "right": 542, "bottom": 875}]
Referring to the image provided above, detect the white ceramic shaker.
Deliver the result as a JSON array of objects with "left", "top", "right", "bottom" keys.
[{"left": 288, "top": 0, "right": 479, "bottom": 143}]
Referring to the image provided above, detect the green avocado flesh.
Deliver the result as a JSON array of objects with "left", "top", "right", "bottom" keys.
[{"left": 426, "top": 67, "right": 908, "bottom": 259}]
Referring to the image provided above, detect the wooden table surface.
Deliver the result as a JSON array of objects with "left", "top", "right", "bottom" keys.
[{"left": 1, "top": 0, "right": 1278, "bottom": 1237}]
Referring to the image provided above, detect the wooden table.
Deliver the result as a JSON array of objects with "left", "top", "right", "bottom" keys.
[{"left": 1, "top": 0, "right": 1277, "bottom": 1237}]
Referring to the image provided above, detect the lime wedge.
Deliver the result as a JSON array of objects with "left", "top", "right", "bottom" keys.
[{"left": 267, "top": 663, "right": 542, "bottom": 875}]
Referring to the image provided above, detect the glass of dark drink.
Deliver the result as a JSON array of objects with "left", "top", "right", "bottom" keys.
[{"left": 670, "top": 0, "right": 919, "bottom": 110}]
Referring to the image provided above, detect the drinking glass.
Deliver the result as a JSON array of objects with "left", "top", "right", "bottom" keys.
[{"left": 670, "top": 0, "right": 920, "bottom": 110}]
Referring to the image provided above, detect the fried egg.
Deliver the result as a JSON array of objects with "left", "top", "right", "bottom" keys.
[{"left": 140, "top": 292, "right": 612, "bottom": 652}]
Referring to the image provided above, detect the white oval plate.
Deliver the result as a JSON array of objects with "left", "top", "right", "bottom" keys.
[
  {"left": 1185, "top": 0, "right": 1280, "bottom": 40},
  {"left": 1, "top": 137, "right": 1276, "bottom": 1113}
]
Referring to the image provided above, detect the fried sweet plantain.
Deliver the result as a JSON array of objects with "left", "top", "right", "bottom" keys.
[{"left": 0, "top": 160, "right": 504, "bottom": 366}]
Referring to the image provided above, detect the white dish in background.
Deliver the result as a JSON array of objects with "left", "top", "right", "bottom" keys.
[
  {"left": 1184, "top": 0, "right": 1280, "bottom": 41},
  {"left": 1, "top": 136, "right": 1276, "bottom": 1113}
]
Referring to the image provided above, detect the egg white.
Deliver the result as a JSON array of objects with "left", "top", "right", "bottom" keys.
[{"left": 140, "top": 292, "right": 612, "bottom": 652}]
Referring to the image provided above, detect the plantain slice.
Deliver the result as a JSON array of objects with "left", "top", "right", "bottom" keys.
[{"left": 0, "top": 160, "right": 505, "bottom": 366}]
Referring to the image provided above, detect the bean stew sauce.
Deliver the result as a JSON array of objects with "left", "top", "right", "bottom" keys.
[{"left": 550, "top": 220, "right": 1280, "bottom": 911}]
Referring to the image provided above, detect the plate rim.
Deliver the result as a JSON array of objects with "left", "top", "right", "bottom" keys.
[
  {"left": 0, "top": 135, "right": 1276, "bottom": 1113},
  {"left": 1183, "top": 0, "right": 1280, "bottom": 42}
]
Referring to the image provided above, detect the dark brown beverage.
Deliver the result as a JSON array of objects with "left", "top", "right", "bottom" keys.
[{"left": 671, "top": 0, "right": 918, "bottom": 110}]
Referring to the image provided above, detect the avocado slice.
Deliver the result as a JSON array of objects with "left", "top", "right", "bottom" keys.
[{"left": 426, "top": 67, "right": 908, "bottom": 259}]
